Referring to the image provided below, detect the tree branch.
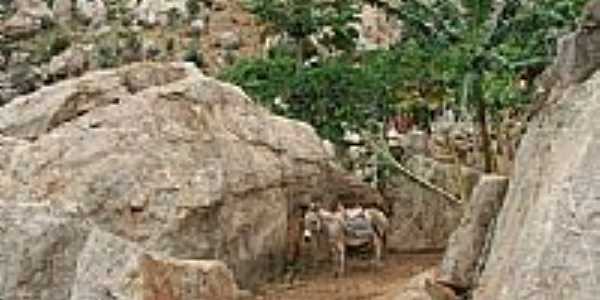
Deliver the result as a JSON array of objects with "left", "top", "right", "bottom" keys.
[{"left": 362, "top": 133, "right": 463, "bottom": 205}]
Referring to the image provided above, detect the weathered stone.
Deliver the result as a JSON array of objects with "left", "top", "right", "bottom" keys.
[
  {"left": 0, "top": 62, "right": 332, "bottom": 289},
  {"left": 52, "top": 0, "right": 73, "bottom": 23},
  {"left": 391, "top": 130, "right": 429, "bottom": 156},
  {"left": 141, "top": 255, "right": 238, "bottom": 300},
  {"left": 189, "top": 18, "right": 206, "bottom": 35},
  {"left": 438, "top": 175, "right": 508, "bottom": 289},
  {"left": 131, "top": 0, "right": 188, "bottom": 27},
  {"left": 69, "top": 227, "right": 144, "bottom": 300},
  {"left": 0, "top": 207, "right": 241, "bottom": 300},
  {"left": 217, "top": 31, "right": 242, "bottom": 50},
  {"left": 0, "top": 205, "right": 89, "bottom": 300},
  {"left": 555, "top": 29, "right": 600, "bottom": 86},
  {"left": 382, "top": 155, "right": 481, "bottom": 252},
  {"left": 1, "top": 0, "right": 52, "bottom": 39},
  {"left": 75, "top": 0, "right": 107, "bottom": 26},
  {"left": 142, "top": 39, "right": 162, "bottom": 60},
  {"left": 2, "top": 64, "right": 44, "bottom": 102},
  {"left": 374, "top": 269, "right": 437, "bottom": 300},
  {"left": 47, "top": 44, "right": 94, "bottom": 80},
  {"left": 0, "top": 72, "right": 18, "bottom": 106},
  {"left": 474, "top": 63, "right": 600, "bottom": 300}
]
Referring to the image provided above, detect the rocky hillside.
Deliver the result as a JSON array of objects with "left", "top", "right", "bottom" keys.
[
  {"left": 0, "top": 0, "right": 402, "bottom": 106},
  {"left": 0, "top": 0, "right": 266, "bottom": 104}
]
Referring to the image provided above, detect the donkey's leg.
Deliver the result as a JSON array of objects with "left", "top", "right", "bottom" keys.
[
  {"left": 372, "top": 235, "right": 383, "bottom": 267},
  {"left": 331, "top": 245, "right": 340, "bottom": 277},
  {"left": 339, "top": 242, "right": 346, "bottom": 276}
]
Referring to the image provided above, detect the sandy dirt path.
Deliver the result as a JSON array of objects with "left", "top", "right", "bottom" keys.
[{"left": 252, "top": 252, "right": 442, "bottom": 300}]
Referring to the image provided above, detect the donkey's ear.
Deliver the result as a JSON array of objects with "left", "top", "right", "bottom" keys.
[{"left": 309, "top": 201, "right": 323, "bottom": 212}]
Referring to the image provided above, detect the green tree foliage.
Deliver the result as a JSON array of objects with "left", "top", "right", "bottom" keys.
[
  {"left": 371, "top": 0, "right": 587, "bottom": 172},
  {"left": 48, "top": 30, "right": 71, "bottom": 57},
  {"left": 220, "top": 51, "right": 398, "bottom": 143},
  {"left": 245, "top": 0, "right": 360, "bottom": 63},
  {"left": 186, "top": 0, "right": 201, "bottom": 18},
  {"left": 183, "top": 39, "right": 204, "bottom": 68},
  {"left": 223, "top": 0, "right": 587, "bottom": 171}
]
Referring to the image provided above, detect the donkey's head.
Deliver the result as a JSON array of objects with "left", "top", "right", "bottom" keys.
[{"left": 303, "top": 203, "right": 322, "bottom": 243}]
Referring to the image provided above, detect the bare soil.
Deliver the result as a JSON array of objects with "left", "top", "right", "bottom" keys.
[{"left": 252, "top": 252, "right": 442, "bottom": 300}]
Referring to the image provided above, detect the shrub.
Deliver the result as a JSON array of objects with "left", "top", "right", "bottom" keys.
[
  {"left": 48, "top": 31, "right": 71, "bottom": 57},
  {"left": 94, "top": 43, "right": 119, "bottom": 68},
  {"left": 220, "top": 52, "right": 398, "bottom": 144},
  {"left": 186, "top": 0, "right": 201, "bottom": 18},
  {"left": 166, "top": 37, "right": 176, "bottom": 55},
  {"left": 183, "top": 40, "right": 203, "bottom": 68}
]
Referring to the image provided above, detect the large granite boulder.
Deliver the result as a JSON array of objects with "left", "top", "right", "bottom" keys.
[
  {"left": 0, "top": 62, "right": 332, "bottom": 290},
  {"left": 438, "top": 175, "right": 508, "bottom": 290},
  {"left": 382, "top": 155, "right": 480, "bottom": 252},
  {"left": 0, "top": 205, "right": 241, "bottom": 300},
  {"left": 473, "top": 43, "right": 600, "bottom": 300}
]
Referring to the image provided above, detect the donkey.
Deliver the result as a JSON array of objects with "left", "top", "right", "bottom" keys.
[{"left": 302, "top": 203, "right": 389, "bottom": 276}]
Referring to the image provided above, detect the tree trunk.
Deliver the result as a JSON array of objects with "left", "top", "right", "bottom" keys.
[
  {"left": 473, "top": 74, "right": 494, "bottom": 173},
  {"left": 295, "top": 38, "right": 303, "bottom": 73}
]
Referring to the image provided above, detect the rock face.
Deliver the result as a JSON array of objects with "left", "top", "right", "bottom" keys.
[
  {"left": 0, "top": 62, "right": 332, "bottom": 291},
  {"left": 75, "top": 0, "right": 107, "bottom": 26},
  {"left": 473, "top": 49, "right": 600, "bottom": 300},
  {"left": 0, "top": 0, "right": 53, "bottom": 39},
  {"left": 130, "top": 0, "right": 190, "bottom": 27},
  {"left": 0, "top": 205, "right": 240, "bottom": 300},
  {"left": 46, "top": 44, "right": 95, "bottom": 81},
  {"left": 382, "top": 155, "right": 480, "bottom": 252},
  {"left": 438, "top": 175, "right": 508, "bottom": 289}
]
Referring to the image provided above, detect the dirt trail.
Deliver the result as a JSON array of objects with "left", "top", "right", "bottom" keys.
[{"left": 252, "top": 252, "right": 441, "bottom": 300}]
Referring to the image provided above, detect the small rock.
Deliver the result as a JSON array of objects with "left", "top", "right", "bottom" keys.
[
  {"left": 94, "top": 24, "right": 112, "bottom": 36},
  {"left": 217, "top": 31, "right": 241, "bottom": 50},
  {"left": 75, "top": 0, "right": 107, "bottom": 27},
  {"left": 425, "top": 278, "right": 459, "bottom": 300},
  {"left": 132, "top": 0, "right": 188, "bottom": 28},
  {"left": 52, "top": 0, "right": 73, "bottom": 23},
  {"left": 9, "top": 51, "right": 30, "bottom": 65},
  {"left": 47, "top": 44, "right": 94, "bottom": 80},
  {"left": 143, "top": 40, "right": 161, "bottom": 60},
  {"left": 189, "top": 18, "right": 206, "bottom": 35}
]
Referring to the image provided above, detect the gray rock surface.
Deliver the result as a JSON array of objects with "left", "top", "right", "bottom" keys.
[
  {"left": 47, "top": 44, "right": 95, "bottom": 80},
  {"left": 75, "top": 0, "right": 107, "bottom": 26},
  {"left": 52, "top": 0, "right": 73, "bottom": 23},
  {"left": 0, "top": 205, "right": 89, "bottom": 300},
  {"left": 130, "top": 0, "right": 189, "bottom": 27},
  {"left": 382, "top": 155, "right": 480, "bottom": 252},
  {"left": 438, "top": 175, "right": 508, "bottom": 289},
  {"left": 0, "top": 0, "right": 53, "bottom": 39},
  {"left": 0, "top": 62, "right": 332, "bottom": 290},
  {"left": 473, "top": 63, "right": 600, "bottom": 300},
  {"left": 0, "top": 205, "right": 241, "bottom": 300}
]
